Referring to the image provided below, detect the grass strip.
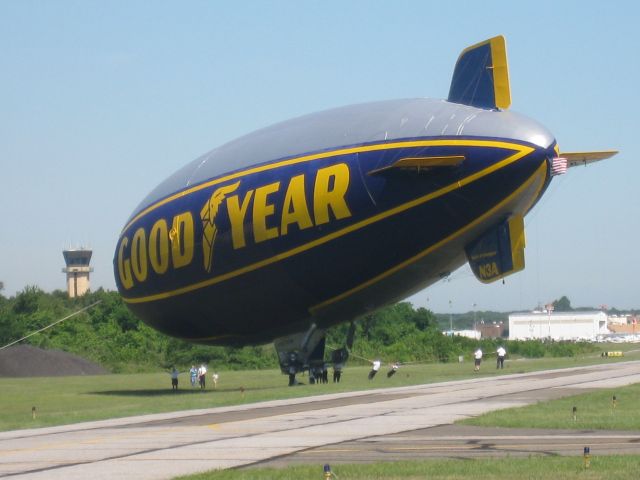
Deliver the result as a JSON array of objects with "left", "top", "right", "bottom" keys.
[{"left": 175, "top": 455, "right": 640, "bottom": 479}]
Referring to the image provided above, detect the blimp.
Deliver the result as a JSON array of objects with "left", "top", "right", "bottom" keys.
[{"left": 114, "top": 36, "right": 616, "bottom": 384}]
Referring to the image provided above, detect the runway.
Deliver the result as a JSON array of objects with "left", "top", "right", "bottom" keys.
[
  {"left": 1, "top": 361, "right": 640, "bottom": 479},
  {"left": 267, "top": 425, "right": 640, "bottom": 467}
]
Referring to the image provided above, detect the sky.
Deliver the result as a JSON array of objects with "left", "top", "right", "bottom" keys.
[{"left": 1, "top": 1, "right": 638, "bottom": 313}]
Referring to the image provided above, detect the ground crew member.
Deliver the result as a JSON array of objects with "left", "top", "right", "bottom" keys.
[
  {"left": 333, "top": 362, "right": 343, "bottom": 383},
  {"left": 474, "top": 348, "right": 483, "bottom": 372},
  {"left": 496, "top": 346, "right": 506, "bottom": 369},
  {"left": 368, "top": 359, "right": 381, "bottom": 380},
  {"left": 170, "top": 367, "right": 179, "bottom": 390},
  {"left": 198, "top": 364, "right": 207, "bottom": 389}
]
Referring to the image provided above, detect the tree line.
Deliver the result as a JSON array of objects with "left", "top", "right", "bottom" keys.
[{"left": 0, "top": 287, "right": 600, "bottom": 373}]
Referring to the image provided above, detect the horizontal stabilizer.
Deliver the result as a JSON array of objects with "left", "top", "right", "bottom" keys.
[
  {"left": 368, "top": 155, "right": 465, "bottom": 175},
  {"left": 448, "top": 35, "right": 511, "bottom": 110},
  {"left": 560, "top": 150, "right": 618, "bottom": 168},
  {"left": 466, "top": 215, "right": 525, "bottom": 284}
]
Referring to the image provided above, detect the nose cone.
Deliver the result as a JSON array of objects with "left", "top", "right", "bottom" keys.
[
  {"left": 440, "top": 101, "right": 556, "bottom": 153},
  {"left": 472, "top": 109, "right": 556, "bottom": 149},
  {"left": 515, "top": 114, "right": 556, "bottom": 151}
]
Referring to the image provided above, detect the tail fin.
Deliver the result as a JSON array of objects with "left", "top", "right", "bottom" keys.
[
  {"left": 559, "top": 151, "right": 618, "bottom": 168},
  {"left": 448, "top": 35, "right": 511, "bottom": 110}
]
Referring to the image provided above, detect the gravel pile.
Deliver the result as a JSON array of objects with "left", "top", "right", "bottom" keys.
[{"left": 0, "top": 344, "right": 107, "bottom": 377}]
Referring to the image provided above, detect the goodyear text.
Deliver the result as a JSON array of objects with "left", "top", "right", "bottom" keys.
[{"left": 117, "top": 162, "right": 352, "bottom": 290}]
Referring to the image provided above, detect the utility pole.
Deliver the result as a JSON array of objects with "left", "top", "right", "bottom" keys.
[
  {"left": 473, "top": 303, "right": 477, "bottom": 333},
  {"left": 449, "top": 300, "right": 453, "bottom": 334}
]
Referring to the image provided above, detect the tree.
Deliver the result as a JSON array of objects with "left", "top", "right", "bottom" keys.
[
  {"left": 411, "top": 307, "right": 436, "bottom": 331},
  {"left": 553, "top": 296, "right": 572, "bottom": 312}
]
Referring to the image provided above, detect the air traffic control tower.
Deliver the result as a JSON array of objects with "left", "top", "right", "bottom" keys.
[{"left": 62, "top": 249, "right": 93, "bottom": 298}]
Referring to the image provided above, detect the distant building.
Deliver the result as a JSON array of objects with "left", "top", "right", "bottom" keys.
[
  {"left": 477, "top": 322, "right": 506, "bottom": 339},
  {"left": 607, "top": 314, "right": 632, "bottom": 325},
  {"left": 446, "top": 329, "right": 481, "bottom": 340},
  {"left": 62, "top": 249, "right": 93, "bottom": 298},
  {"left": 509, "top": 311, "right": 608, "bottom": 341},
  {"left": 607, "top": 315, "right": 639, "bottom": 335}
]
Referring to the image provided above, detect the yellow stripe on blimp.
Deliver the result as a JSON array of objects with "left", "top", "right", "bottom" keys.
[
  {"left": 310, "top": 161, "right": 547, "bottom": 314},
  {"left": 122, "top": 140, "right": 534, "bottom": 304},
  {"left": 490, "top": 35, "right": 511, "bottom": 110}
]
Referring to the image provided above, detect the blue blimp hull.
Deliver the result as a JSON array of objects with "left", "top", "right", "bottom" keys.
[{"left": 114, "top": 94, "right": 556, "bottom": 345}]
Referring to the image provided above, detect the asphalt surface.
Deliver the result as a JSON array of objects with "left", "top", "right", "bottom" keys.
[
  {"left": 264, "top": 425, "right": 640, "bottom": 467},
  {"left": 1, "top": 361, "right": 640, "bottom": 479}
]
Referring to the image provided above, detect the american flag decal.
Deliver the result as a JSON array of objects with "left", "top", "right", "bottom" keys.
[{"left": 551, "top": 157, "right": 568, "bottom": 176}]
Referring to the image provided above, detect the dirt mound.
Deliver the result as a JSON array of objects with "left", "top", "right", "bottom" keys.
[{"left": 0, "top": 344, "right": 108, "bottom": 377}]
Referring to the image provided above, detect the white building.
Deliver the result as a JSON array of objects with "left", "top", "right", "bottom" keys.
[{"left": 509, "top": 311, "right": 608, "bottom": 341}]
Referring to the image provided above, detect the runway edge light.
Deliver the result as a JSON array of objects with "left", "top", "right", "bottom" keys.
[
  {"left": 323, "top": 463, "right": 336, "bottom": 479},
  {"left": 583, "top": 446, "right": 591, "bottom": 469}
]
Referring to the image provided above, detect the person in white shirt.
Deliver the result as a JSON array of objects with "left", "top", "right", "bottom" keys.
[
  {"left": 368, "top": 359, "right": 381, "bottom": 380},
  {"left": 198, "top": 364, "right": 207, "bottom": 389},
  {"left": 496, "top": 346, "right": 506, "bottom": 369},
  {"left": 474, "top": 348, "right": 483, "bottom": 371}
]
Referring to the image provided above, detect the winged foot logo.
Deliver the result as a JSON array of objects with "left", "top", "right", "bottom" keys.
[{"left": 200, "top": 181, "right": 240, "bottom": 273}]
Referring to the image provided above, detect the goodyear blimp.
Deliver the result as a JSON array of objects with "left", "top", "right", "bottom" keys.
[{"left": 114, "top": 36, "right": 615, "bottom": 383}]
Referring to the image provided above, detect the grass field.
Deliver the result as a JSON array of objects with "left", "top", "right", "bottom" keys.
[
  {"left": 175, "top": 455, "right": 640, "bottom": 479},
  {"left": 1, "top": 345, "right": 638, "bottom": 432}
]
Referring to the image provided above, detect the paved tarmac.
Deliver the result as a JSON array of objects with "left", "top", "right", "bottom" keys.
[
  {"left": 265, "top": 425, "right": 640, "bottom": 467},
  {"left": 1, "top": 361, "right": 640, "bottom": 479}
]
